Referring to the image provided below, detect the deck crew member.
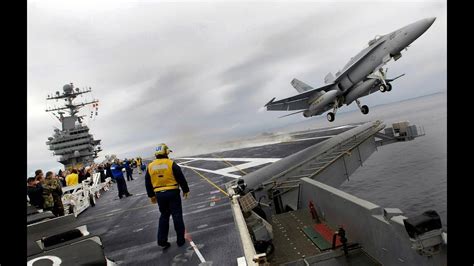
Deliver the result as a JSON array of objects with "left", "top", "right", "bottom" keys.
[
  {"left": 124, "top": 159, "right": 134, "bottom": 181},
  {"left": 65, "top": 169, "right": 79, "bottom": 186},
  {"left": 42, "top": 171, "right": 65, "bottom": 217},
  {"left": 136, "top": 157, "right": 143, "bottom": 174},
  {"left": 111, "top": 159, "right": 132, "bottom": 199},
  {"left": 145, "top": 143, "right": 190, "bottom": 249},
  {"left": 27, "top": 177, "right": 44, "bottom": 209}
]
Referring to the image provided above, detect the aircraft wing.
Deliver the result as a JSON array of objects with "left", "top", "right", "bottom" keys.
[
  {"left": 334, "top": 40, "right": 386, "bottom": 82},
  {"left": 265, "top": 83, "right": 334, "bottom": 111}
]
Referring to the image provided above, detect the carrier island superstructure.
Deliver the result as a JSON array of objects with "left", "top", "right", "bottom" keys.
[{"left": 45, "top": 83, "right": 102, "bottom": 169}]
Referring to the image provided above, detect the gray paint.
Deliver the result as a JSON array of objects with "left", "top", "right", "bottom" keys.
[{"left": 298, "top": 178, "right": 446, "bottom": 266}]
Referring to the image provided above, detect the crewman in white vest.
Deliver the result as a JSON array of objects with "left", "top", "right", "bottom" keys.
[{"left": 145, "top": 143, "right": 190, "bottom": 249}]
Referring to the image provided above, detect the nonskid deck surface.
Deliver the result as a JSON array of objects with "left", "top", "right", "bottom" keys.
[
  {"left": 76, "top": 170, "right": 240, "bottom": 265},
  {"left": 75, "top": 126, "right": 353, "bottom": 265},
  {"left": 270, "top": 209, "right": 381, "bottom": 266},
  {"left": 271, "top": 209, "right": 323, "bottom": 264}
]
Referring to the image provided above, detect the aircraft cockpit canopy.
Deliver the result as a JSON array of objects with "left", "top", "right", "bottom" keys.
[{"left": 368, "top": 35, "right": 382, "bottom": 46}]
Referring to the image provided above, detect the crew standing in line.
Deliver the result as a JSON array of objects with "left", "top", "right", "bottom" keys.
[{"left": 145, "top": 143, "right": 190, "bottom": 249}]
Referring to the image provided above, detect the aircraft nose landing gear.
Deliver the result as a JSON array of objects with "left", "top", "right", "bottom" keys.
[
  {"left": 327, "top": 99, "right": 340, "bottom": 122},
  {"left": 356, "top": 99, "right": 369, "bottom": 115}
]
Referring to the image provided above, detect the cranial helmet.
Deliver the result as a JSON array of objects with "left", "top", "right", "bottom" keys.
[{"left": 155, "top": 143, "right": 172, "bottom": 156}]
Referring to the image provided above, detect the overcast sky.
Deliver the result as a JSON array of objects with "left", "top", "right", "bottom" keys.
[{"left": 27, "top": 0, "right": 446, "bottom": 176}]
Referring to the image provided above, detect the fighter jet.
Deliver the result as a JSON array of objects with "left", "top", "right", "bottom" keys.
[{"left": 265, "top": 17, "right": 436, "bottom": 122}]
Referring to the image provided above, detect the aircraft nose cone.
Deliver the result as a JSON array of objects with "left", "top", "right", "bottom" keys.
[
  {"left": 425, "top": 17, "right": 436, "bottom": 27},
  {"left": 413, "top": 17, "right": 436, "bottom": 37}
]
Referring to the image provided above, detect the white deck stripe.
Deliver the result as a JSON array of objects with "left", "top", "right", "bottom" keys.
[
  {"left": 177, "top": 159, "right": 198, "bottom": 164},
  {"left": 237, "top": 257, "right": 247, "bottom": 266},
  {"left": 177, "top": 157, "right": 281, "bottom": 162},
  {"left": 178, "top": 164, "right": 241, "bottom": 179},
  {"left": 179, "top": 158, "right": 281, "bottom": 179},
  {"left": 197, "top": 224, "right": 208, "bottom": 229},
  {"left": 190, "top": 240, "right": 206, "bottom": 263},
  {"left": 215, "top": 160, "right": 277, "bottom": 174}
]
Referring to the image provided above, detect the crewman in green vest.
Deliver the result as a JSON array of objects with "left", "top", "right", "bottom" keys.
[{"left": 145, "top": 143, "right": 190, "bottom": 249}]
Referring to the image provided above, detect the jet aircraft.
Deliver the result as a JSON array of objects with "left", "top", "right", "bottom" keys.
[{"left": 265, "top": 17, "right": 436, "bottom": 122}]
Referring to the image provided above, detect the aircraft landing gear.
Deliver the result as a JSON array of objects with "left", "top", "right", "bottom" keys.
[
  {"left": 327, "top": 112, "right": 335, "bottom": 122},
  {"left": 327, "top": 99, "right": 340, "bottom": 122},
  {"left": 361, "top": 105, "right": 369, "bottom": 114},
  {"left": 377, "top": 67, "right": 394, "bottom": 93},
  {"left": 356, "top": 99, "right": 369, "bottom": 115}
]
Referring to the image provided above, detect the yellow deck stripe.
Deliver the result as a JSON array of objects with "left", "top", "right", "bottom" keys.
[
  {"left": 213, "top": 155, "right": 248, "bottom": 175},
  {"left": 188, "top": 168, "right": 229, "bottom": 197}
]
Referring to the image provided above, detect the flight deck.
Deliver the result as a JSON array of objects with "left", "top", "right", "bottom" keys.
[
  {"left": 27, "top": 121, "right": 446, "bottom": 266},
  {"left": 76, "top": 123, "right": 352, "bottom": 265}
]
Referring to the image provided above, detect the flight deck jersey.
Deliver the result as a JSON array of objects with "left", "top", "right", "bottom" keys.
[
  {"left": 148, "top": 159, "right": 178, "bottom": 192},
  {"left": 65, "top": 173, "right": 79, "bottom": 186},
  {"left": 110, "top": 164, "right": 124, "bottom": 178}
]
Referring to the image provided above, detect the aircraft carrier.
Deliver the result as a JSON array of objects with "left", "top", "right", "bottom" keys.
[{"left": 27, "top": 120, "right": 447, "bottom": 265}]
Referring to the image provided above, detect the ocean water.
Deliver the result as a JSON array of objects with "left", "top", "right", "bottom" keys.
[{"left": 336, "top": 92, "right": 447, "bottom": 230}]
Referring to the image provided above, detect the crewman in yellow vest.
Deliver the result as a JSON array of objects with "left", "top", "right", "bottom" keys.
[
  {"left": 145, "top": 143, "right": 189, "bottom": 249},
  {"left": 136, "top": 157, "right": 142, "bottom": 175},
  {"left": 65, "top": 169, "right": 79, "bottom": 186}
]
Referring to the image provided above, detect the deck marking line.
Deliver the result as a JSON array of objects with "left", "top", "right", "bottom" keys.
[
  {"left": 179, "top": 164, "right": 241, "bottom": 179},
  {"left": 185, "top": 230, "right": 206, "bottom": 263},
  {"left": 190, "top": 240, "right": 206, "bottom": 263},
  {"left": 186, "top": 168, "right": 229, "bottom": 196},
  {"left": 213, "top": 154, "right": 248, "bottom": 175},
  {"left": 177, "top": 157, "right": 280, "bottom": 162},
  {"left": 210, "top": 197, "right": 221, "bottom": 202}
]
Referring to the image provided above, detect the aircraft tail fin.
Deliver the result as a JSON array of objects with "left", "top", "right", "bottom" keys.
[
  {"left": 324, "top": 72, "right": 335, "bottom": 84},
  {"left": 279, "top": 110, "right": 305, "bottom": 118},
  {"left": 290, "top": 79, "right": 314, "bottom": 93}
]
